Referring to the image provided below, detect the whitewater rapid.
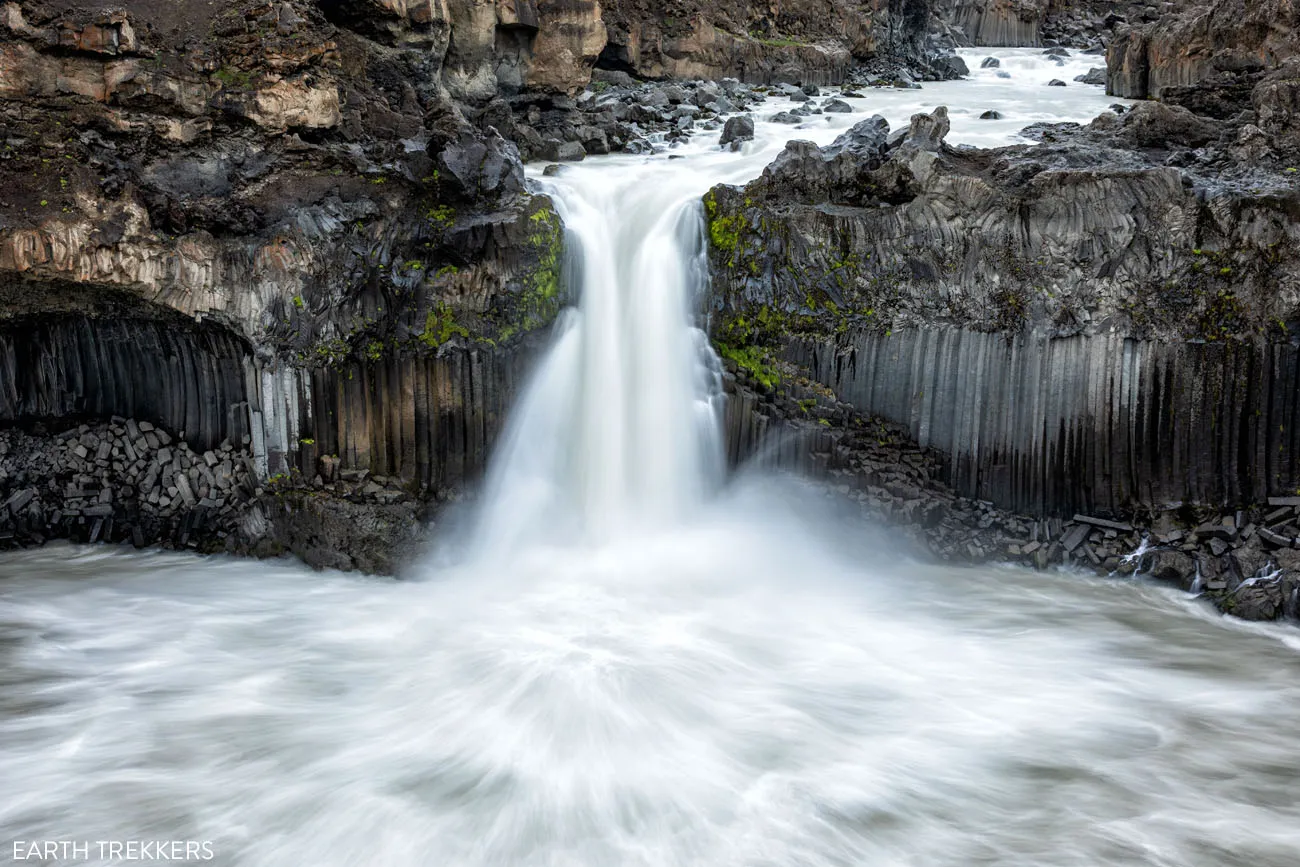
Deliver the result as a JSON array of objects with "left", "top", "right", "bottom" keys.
[{"left": 5, "top": 50, "right": 1300, "bottom": 867}]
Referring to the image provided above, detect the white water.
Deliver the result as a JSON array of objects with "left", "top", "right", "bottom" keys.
[{"left": 7, "top": 51, "right": 1300, "bottom": 867}]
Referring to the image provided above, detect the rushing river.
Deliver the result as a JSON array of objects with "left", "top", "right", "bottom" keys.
[{"left": 4, "top": 50, "right": 1300, "bottom": 867}]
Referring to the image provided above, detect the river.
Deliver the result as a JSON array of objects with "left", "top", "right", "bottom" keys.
[{"left": 4, "top": 50, "right": 1299, "bottom": 867}]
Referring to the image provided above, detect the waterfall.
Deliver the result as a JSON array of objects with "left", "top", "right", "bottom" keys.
[
  {"left": 471, "top": 166, "right": 726, "bottom": 552},
  {"left": 467, "top": 46, "right": 1126, "bottom": 556}
]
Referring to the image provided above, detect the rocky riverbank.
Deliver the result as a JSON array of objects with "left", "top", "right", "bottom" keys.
[{"left": 723, "top": 355, "right": 1300, "bottom": 623}]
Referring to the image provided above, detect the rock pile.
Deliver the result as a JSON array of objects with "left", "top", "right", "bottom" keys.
[
  {"left": 0, "top": 420, "right": 257, "bottom": 551},
  {"left": 488, "top": 76, "right": 770, "bottom": 161},
  {"left": 0, "top": 420, "right": 425, "bottom": 574}
]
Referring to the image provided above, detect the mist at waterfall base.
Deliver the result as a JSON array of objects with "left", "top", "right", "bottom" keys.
[{"left": 4, "top": 51, "right": 1300, "bottom": 866}]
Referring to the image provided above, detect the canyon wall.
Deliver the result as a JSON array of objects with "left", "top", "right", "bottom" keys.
[
  {"left": 704, "top": 96, "right": 1300, "bottom": 518},
  {"left": 0, "top": 0, "right": 568, "bottom": 503},
  {"left": 1107, "top": 0, "right": 1300, "bottom": 102}
]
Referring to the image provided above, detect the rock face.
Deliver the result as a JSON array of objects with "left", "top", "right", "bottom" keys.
[
  {"left": 946, "top": 0, "right": 1047, "bottom": 46},
  {"left": 703, "top": 102, "right": 1300, "bottom": 517},
  {"left": 719, "top": 339, "right": 1300, "bottom": 623},
  {"left": 932, "top": 0, "right": 1171, "bottom": 51},
  {"left": 0, "top": 0, "right": 566, "bottom": 505},
  {"left": 1107, "top": 0, "right": 1300, "bottom": 102}
]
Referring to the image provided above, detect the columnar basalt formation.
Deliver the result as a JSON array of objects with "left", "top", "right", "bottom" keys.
[{"left": 704, "top": 103, "right": 1300, "bottom": 516}]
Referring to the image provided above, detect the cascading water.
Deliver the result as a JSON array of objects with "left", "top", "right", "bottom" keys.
[
  {"left": 5, "top": 50, "right": 1300, "bottom": 867},
  {"left": 472, "top": 170, "right": 724, "bottom": 551}
]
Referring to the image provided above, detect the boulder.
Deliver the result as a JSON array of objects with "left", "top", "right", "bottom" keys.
[
  {"left": 539, "top": 139, "right": 587, "bottom": 162},
  {"left": 719, "top": 115, "right": 755, "bottom": 148},
  {"left": 935, "top": 54, "right": 970, "bottom": 79}
]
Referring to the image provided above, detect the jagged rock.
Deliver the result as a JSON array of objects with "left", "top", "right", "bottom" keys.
[
  {"left": 1144, "top": 550, "right": 1197, "bottom": 588},
  {"left": 539, "top": 138, "right": 588, "bottom": 162},
  {"left": 1108, "top": 0, "right": 1300, "bottom": 100},
  {"left": 760, "top": 114, "right": 891, "bottom": 203},
  {"left": 1074, "top": 67, "right": 1107, "bottom": 85},
  {"left": 719, "top": 115, "right": 755, "bottom": 148},
  {"left": 934, "top": 54, "right": 969, "bottom": 79},
  {"left": 251, "top": 491, "right": 423, "bottom": 574}
]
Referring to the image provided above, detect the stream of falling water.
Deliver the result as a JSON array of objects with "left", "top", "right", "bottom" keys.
[{"left": 4, "top": 51, "right": 1300, "bottom": 867}]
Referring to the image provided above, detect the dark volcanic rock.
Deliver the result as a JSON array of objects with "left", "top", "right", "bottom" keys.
[
  {"left": 934, "top": 54, "right": 969, "bottom": 78},
  {"left": 252, "top": 492, "right": 423, "bottom": 574},
  {"left": 720, "top": 114, "right": 756, "bottom": 148},
  {"left": 702, "top": 97, "right": 1300, "bottom": 518},
  {"left": 1074, "top": 67, "right": 1107, "bottom": 85}
]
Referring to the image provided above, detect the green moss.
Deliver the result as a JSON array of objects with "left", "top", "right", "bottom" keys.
[
  {"left": 312, "top": 338, "right": 350, "bottom": 368},
  {"left": 702, "top": 189, "right": 742, "bottom": 265},
  {"left": 420, "top": 302, "right": 469, "bottom": 349},
  {"left": 427, "top": 205, "right": 456, "bottom": 227},
  {"left": 1199, "top": 290, "right": 1247, "bottom": 341},
  {"left": 292, "top": 295, "right": 304, "bottom": 309},
  {"left": 521, "top": 205, "right": 564, "bottom": 330},
  {"left": 717, "top": 342, "right": 781, "bottom": 390},
  {"left": 213, "top": 67, "right": 253, "bottom": 89},
  {"left": 435, "top": 264, "right": 459, "bottom": 278}
]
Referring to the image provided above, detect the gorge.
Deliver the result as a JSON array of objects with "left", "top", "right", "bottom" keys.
[{"left": 4, "top": 0, "right": 1300, "bottom": 862}]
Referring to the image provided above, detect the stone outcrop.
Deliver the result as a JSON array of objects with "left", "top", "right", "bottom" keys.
[
  {"left": 0, "top": 414, "right": 429, "bottom": 573},
  {"left": 596, "top": 0, "right": 934, "bottom": 84},
  {"left": 703, "top": 102, "right": 1300, "bottom": 519},
  {"left": 0, "top": 0, "right": 566, "bottom": 506},
  {"left": 1107, "top": 0, "right": 1300, "bottom": 102}
]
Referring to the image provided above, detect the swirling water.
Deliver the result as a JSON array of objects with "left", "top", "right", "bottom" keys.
[{"left": 5, "top": 51, "right": 1299, "bottom": 866}]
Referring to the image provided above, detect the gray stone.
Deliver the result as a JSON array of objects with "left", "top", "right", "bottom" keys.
[
  {"left": 1061, "top": 523, "right": 1090, "bottom": 552},
  {"left": 1073, "top": 514, "right": 1134, "bottom": 532},
  {"left": 720, "top": 115, "right": 755, "bottom": 147}
]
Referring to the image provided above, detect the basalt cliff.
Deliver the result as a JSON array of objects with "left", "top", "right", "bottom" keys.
[{"left": 704, "top": 0, "right": 1300, "bottom": 619}]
